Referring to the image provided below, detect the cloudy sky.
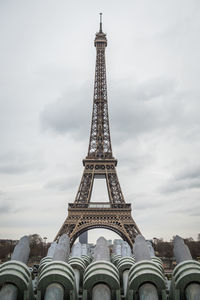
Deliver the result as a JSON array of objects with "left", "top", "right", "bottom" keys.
[{"left": 0, "top": 0, "right": 200, "bottom": 243}]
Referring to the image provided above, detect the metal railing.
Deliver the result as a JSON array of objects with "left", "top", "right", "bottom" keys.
[{"left": 68, "top": 202, "right": 131, "bottom": 209}]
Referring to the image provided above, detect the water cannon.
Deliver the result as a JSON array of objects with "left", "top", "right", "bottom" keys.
[
  {"left": 83, "top": 237, "right": 121, "bottom": 300},
  {"left": 169, "top": 235, "right": 200, "bottom": 300},
  {"left": 0, "top": 236, "right": 34, "bottom": 300}
]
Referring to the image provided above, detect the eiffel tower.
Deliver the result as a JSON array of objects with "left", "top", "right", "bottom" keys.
[{"left": 55, "top": 14, "right": 141, "bottom": 246}]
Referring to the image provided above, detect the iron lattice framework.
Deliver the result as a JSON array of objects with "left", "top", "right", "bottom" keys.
[{"left": 55, "top": 15, "right": 141, "bottom": 246}]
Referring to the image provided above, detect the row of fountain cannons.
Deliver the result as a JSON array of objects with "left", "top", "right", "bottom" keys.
[{"left": 0, "top": 234, "right": 200, "bottom": 300}]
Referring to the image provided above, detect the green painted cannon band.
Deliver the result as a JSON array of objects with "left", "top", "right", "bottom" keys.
[
  {"left": 129, "top": 272, "right": 166, "bottom": 296},
  {"left": 0, "top": 261, "right": 30, "bottom": 280},
  {"left": 173, "top": 260, "right": 200, "bottom": 279},
  {"left": 69, "top": 257, "right": 87, "bottom": 294},
  {"left": 84, "top": 265, "right": 119, "bottom": 284},
  {"left": 176, "top": 268, "right": 200, "bottom": 287},
  {"left": 116, "top": 257, "right": 135, "bottom": 297},
  {"left": 83, "top": 261, "right": 120, "bottom": 291},
  {"left": 39, "top": 256, "right": 53, "bottom": 263},
  {"left": 38, "top": 261, "right": 77, "bottom": 299},
  {"left": 39, "top": 261, "right": 74, "bottom": 281},
  {"left": 129, "top": 261, "right": 164, "bottom": 280},
  {"left": 128, "top": 261, "right": 166, "bottom": 294},
  {"left": 111, "top": 254, "right": 121, "bottom": 259},
  {"left": 0, "top": 261, "right": 31, "bottom": 294},
  {"left": 117, "top": 257, "right": 135, "bottom": 274},
  {"left": 84, "top": 261, "right": 119, "bottom": 282},
  {"left": 81, "top": 255, "right": 91, "bottom": 266},
  {"left": 151, "top": 257, "right": 164, "bottom": 274},
  {"left": 84, "top": 269, "right": 119, "bottom": 291},
  {"left": 39, "top": 271, "right": 74, "bottom": 292},
  {"left": 39, "top": 269, "right": 74, "bottom": 286},
  {"left": 111, "top": 255, "right": 121, "bottom": 266},
  {"left": 68, "top": 257, "right": 86, "bottom": 272},
  {"left": 172, "top": 260, "right": 200, "bottom": 298},
  {"left": 38, "top": 257, "right": 53, "bottom": 274},
  {"left": 81, "top": 254, "right": 91, "bottom": 260}
]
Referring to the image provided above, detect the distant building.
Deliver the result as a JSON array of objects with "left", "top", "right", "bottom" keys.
[{"left": 79, "top": 231, "right": 88, "bottom": 244}]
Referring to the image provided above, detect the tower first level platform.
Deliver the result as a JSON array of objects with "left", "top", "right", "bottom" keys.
[{"left": 55, "top": 202, "right": 140, "bottom": 247}]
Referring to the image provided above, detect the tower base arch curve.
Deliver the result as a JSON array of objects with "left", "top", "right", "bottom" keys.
[{"left": 55, "top": 202, "right": 140, "bottom": 247}]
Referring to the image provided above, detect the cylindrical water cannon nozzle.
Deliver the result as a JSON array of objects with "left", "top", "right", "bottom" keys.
[
  {"left": 93, "top": 237, "right": 110, "bottom": 262},
  {"left": 0, "top": 236, "right": 33, "bottom": 300},
  {"left": 47, "top": 242, "right": 57, "bottom": 257},
  {"left": 53, "top": 234, "right": 70, "bottom": 262},
  {"left": 173, "top": 235, "right": 192, "bottom": 264},
  {"left": 121, "top": 241, "right": 131, "bottom": 257},
  {"left": 146, "top": 240, "right": 156, "bottom": 257},
  {"left": 11, "top": 235, "right": 30, "bottom": 264},
  {"left": 170, "top": 235, "right": 200, "bottom": 299},
  {"left": 38, "top": 242, "right": 58, "bottom": 275},
  {"left": 133, "top": 235, "right": 151, "bottom": 262},
  {"left": 38, "top": 234, "right": 77, "bottom": 300},
  {"left": 113, "top": 239, "right": 122, "bottom": 256},
  {"left": 127, "top": 235, "right": 166, "bottom": 299},
  {"left": 69, "top": 242, "right": 87, "bottom": 295},
  {"left": 83, "top": 237, "right": 120, "bottom": 300}
]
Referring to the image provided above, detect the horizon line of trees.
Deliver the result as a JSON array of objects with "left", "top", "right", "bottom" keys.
[{"left": 0, "top": 234, "right": 199, "bottom": 265}]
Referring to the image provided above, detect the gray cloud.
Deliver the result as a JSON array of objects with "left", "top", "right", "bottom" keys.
[
  {"left": 177, "top": 165, "right": 200, "bottom": 180},
  {"left": 169, "top": 202, "right": 200, "bottom": 217},
  {"left": 133, "top": 201, "right": 162, "bottom": 211},
  {"left": 160, "top": 164, "right": 200, "bottom": 194},
  {"left": 0, "top": 203, "right": 12, "bottom": 214},
  {"left": 40, "top": 75, "right": 200, "bottom": 151},
  {"left": 0, "top": 194, "right": 30, "bottom": 214},
  {"left": 162, "top": 179, "right": 200, "bottom": 194},
  {"left": 126, "top": 192, "right": 164, "bottom": 211},
  {"left": 40, "top": 77, "right": 178, "bottom": 142},
  {"left": 116, "top": 152, "right": 154, "bottom": 173},
  {"left": 129, "top": 77, "right": 177, "bottom": 101},
  {"left": 40, "top": 85, "right": 90, "bottom": 139},
  {"left": 111, "top": 85, "right": 200, "bottom": 143},
  {"left": 44, "top": 176, "right": 79, "bottom": 192},
  {"left": 0, "top": 152, "right": 45, "bottom": 174}
]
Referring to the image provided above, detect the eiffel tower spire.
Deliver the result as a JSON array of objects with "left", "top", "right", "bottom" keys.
[
  {"left": 87, "top": 13, "right": 112, "bottom": 159},
  {"left": 99, "top": 12, "right": 103, "bottom": 33},
  {"left": 55, "top": 16, "right": 141, "bottom": 246}
]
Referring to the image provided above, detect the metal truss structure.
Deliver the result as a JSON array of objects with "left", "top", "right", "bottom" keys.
[{"left": 55, "top": 15, "right": 141, "bottom": 246}]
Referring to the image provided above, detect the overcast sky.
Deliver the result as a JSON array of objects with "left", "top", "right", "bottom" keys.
[{"left": 0, "top": 0, "right": 200, "bottom": 243}]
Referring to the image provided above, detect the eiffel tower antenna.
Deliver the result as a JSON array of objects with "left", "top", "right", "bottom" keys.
[
  {"left": 55, "top": 16, "right": 141, "bottom": 246},
  {"left": 99, "top": 12, "right": 103, "bottom": 32}
]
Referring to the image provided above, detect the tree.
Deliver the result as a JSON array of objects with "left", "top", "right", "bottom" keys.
[
  {"left": 197, "top": 233, "right": 200, "bottom": 241},
  {"left": 29, "top": 234, "right": 43, "bottom": 246}
]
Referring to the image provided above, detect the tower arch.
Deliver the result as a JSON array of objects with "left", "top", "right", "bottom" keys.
[{"left": 70, "top": 221, "right": 133, "bottom": 247}]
